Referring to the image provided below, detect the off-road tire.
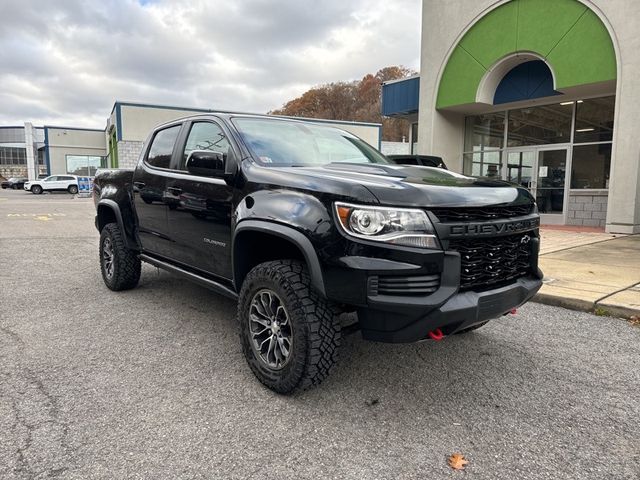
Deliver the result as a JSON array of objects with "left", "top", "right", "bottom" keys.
[
  {"left": 238, "top": 260, "right": 341, "bottom": 394},
  {"left": 31, "top": 185, "right": 42, "bottom": 194},
  {"left": 99, "top": 223, "right": 141, "bottom": 291},
  {"left": 455, "top": 321, "right": 489, "bottom": 334},
  {"left": 68, "top": 185, "right": 78, "bottom": 194}
]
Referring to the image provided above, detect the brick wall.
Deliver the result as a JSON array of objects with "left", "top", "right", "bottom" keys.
[
  {"left": 0, "top": 166, "right": 47, "bottom": 179},
  {"left": 116, "top": 141, "right": 144, "bottom": 169},
  {"left": 566, "top": 190, "right": 608, "bottom": 228},
  {"left": 381, "top": 141, "right": 411, "bottom": 155}
]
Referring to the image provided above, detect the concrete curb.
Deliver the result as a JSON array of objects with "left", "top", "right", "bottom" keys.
[{"left": 534, "top": 292, "right": 640, "bottom": 319}]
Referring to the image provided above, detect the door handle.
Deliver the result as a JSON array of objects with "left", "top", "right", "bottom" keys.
[
  {"left": 133, "top": 181, "right": 145, "bottom": 189},
  {"left": 167, "top": 187, "right": 182, "bottom": 195}
]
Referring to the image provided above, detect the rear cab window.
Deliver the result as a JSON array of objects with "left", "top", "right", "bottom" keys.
[{"left": 146, "top": 125, "right": 181, "bottom": 169}]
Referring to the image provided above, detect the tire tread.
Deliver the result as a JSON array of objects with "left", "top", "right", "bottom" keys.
[
  {"left": 238, "top": 260, "right": 340, "bottom": 393},
  {"left": 100, "top": 223, "right": 141, "bottom": 291}
]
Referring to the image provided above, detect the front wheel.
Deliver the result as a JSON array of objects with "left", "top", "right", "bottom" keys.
[
  {"left": 31, "top": 185, "right": 43, "bottom": 194},
  {"left": 238, "top": 260, "right": 341, "bottom": 394},
  {"left": 68, "top": 185, "right": 78, "bottom": 194},
  {"left": 99, "top": 223, "right": 141, "bottom": 291}
]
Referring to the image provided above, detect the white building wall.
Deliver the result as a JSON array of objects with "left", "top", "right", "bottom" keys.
[
  {"left": 120, "top": 105, "right": 209, "bottom": 142},
  {"left": 46, "top": 128, "right": 107, "bottom": 174}
]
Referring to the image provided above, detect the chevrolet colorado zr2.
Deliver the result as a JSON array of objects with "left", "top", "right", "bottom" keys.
[{"left": 93, "top": 113, "right": 542, "bottom": 393}]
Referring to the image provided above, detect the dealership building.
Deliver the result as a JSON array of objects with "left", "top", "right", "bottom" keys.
[
  {"left": 383, "top": 0, "right": 639, "bottom": 233},
  {"left": 0, "top": 124, "right": 107, "bottom": 179}
]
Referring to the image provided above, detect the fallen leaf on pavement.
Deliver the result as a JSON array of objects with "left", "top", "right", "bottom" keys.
[
  {"left": 629, "top": 315, "right": 640, "bottom": 326},
  {"left": 448, "top": 453, "right": 469, "bottom": 470}
]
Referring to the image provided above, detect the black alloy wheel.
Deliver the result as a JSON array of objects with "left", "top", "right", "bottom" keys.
[{"left": 238, "top": 260, "right": 341, "bottom": 394}]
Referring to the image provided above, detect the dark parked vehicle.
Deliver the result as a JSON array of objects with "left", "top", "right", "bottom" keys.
[
  {"left": 1, "top": 177, "right": 28, "bottom": 189},
  {"left": 93, "top": 114, "right": 542, "bottom": 393},
  {"left": 388, "top": 154, "right": 448, "bottom": 169}
]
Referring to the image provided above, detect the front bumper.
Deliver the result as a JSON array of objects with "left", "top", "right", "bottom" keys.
[
  {"left": 324, "top": 236, "right": 542, "bottom": 343},
  {"left": 358, "top": 271, "right": 542, "bottom": 343}
]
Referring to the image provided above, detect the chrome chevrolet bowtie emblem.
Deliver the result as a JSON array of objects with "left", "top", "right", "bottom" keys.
[{"left": 520, "top": 235, "right": 531, "bottom": 245}]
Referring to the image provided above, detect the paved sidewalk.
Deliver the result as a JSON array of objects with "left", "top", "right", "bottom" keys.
[{"left": 536, "top": 228, "right": 640, "bottom": 318}]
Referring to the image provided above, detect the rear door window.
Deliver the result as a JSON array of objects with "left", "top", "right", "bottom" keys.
[{"left": 147, "top": 125, "right": 181, "bottom": 169}]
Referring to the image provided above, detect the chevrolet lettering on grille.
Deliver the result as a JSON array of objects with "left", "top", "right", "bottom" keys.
[{"left": 448, "top": 218, "right": 540, "bottom": 237}]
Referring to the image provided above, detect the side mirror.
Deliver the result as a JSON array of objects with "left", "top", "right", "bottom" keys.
[{"left": 186, "top": 150, "right": 225, "bottom": 177}]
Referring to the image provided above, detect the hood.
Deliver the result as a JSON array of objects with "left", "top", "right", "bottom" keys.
[{"left": 273, "top": 162, "right": 534, "bottom": 208}]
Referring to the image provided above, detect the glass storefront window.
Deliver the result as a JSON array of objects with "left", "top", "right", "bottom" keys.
[
  {"left": 0, "top": 147, "right": 27, "bottom": 166},
  {"left": 571, "top": 143, "right": 611, "bottom": 189},
  {"left": 463, "top": 151, "right": 502, "bottom": 178},
  {"left": 507, "top": 103, "right": 572, "bottom": 146},
  {"left": 574, "top": 96, "right": 615, "bottom": 144},
  {"left": 464, "top": 112, "right": 505, "bottom": 152},
  {"left": 66, "top": 155, "right": 105, "bottom": 176}
]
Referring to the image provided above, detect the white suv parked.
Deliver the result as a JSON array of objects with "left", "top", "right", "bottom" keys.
[{"left": 24, "top": 175, "right": 79, "bottom": 195}]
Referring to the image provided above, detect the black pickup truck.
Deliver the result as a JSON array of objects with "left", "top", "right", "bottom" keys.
[{"left": 94, "top": 113, "right": 542, "bottom": 393}]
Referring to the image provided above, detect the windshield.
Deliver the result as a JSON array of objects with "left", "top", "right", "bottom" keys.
[{"left": 232, "top": 117, "right": 391, "bottom": 167}]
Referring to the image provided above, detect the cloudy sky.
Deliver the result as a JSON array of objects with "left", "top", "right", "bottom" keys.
[{"left": 0, "top": 0, "right": 421, "bottom": 129}]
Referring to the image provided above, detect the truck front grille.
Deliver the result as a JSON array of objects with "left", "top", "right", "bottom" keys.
[
  {"left": 448, "top": 233, "right": 533, "bottom": 291},
  {"left": 369, "top": 274, "right": 440, "bottom": 296},
  {"left": 430, "top": 204, "right": 534, "bottom": 223}
]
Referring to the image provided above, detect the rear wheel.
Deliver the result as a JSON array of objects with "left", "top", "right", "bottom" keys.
[
  {"left": 68, "top": 185, "right": 78, "bottom": 194},
  {"left": 99, "top": 223, "right": 141, "bottom": 291},
  {"left": 31, "top": 185, "right": 42, "bottom": 194},
  {"left": 238, "top": 260, "right": 341, "bottom": 394}
]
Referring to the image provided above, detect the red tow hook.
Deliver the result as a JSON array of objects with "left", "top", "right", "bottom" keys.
[{"left": 428, "top": 328, "right": 444, "bottom": 341}]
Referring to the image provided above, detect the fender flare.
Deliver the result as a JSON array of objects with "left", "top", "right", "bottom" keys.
[
  {"left": 233, "top": 220, "right": 326, "bottom": 297},
  {"left": 96, "top": 199, "right": 136, "bottom": 250}
]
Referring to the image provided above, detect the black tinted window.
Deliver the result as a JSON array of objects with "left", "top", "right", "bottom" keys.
[
  {"left": 147, "top": 125, "right": 181, "bottom": 169},
  {"left": 181, "top": 122, "right": 230, "bottom": 171}
]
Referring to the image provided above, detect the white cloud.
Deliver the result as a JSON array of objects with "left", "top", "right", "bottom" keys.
[{"left": 0, "top": 0, "right": 420, "bottom": 128}]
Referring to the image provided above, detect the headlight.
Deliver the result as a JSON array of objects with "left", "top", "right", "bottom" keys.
[{"left": 335, "top": 202, "right": 440, "bottom": 249}]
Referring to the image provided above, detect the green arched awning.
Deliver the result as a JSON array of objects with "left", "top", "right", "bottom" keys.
[{"left": 436, "top": 0, "right": 616, "bottom": 109}]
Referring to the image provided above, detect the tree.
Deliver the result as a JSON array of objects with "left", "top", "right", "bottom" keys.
[{"left": 269, "top": 66, "right": 417, "bottom": 142}]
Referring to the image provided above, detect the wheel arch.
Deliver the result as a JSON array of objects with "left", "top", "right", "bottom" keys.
[
  {"left": 96, "top": 199, "right": 138, "bottom": 250},
  {"left": 233, "top": 220, "right": 326, "bottom": 297}
]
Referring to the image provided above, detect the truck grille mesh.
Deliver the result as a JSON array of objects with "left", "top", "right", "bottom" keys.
[
  {"left": 430, "top": 204, "right": 534, "bottom": 223},
  {"left": 369, "top": 274, "right": 440, "bottom": 296},
  {"left": 448, "top": 233, "right": 533, "bottom": 291}
]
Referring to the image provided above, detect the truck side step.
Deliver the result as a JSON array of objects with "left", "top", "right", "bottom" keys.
[{"left": 140, "top": 254, "right": 238, "bottom": 300}]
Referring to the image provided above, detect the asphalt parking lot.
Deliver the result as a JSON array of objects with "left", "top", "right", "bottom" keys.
[{"left": 1, "top": 187, "right": 639, "bottom": 479}]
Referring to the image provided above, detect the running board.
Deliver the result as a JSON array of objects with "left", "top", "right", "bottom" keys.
[{"left": 140, "top": 254, "right": 238, "bottom": 300}]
